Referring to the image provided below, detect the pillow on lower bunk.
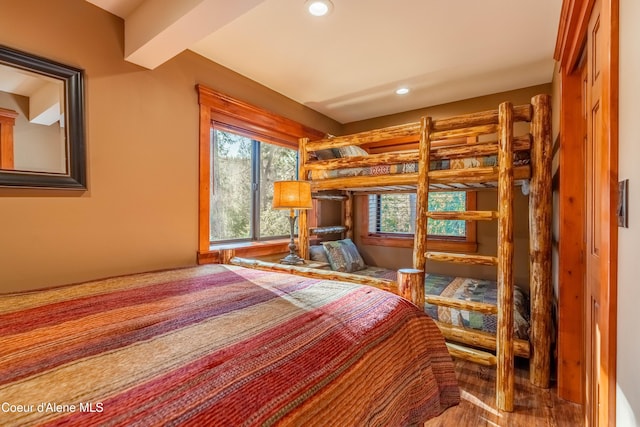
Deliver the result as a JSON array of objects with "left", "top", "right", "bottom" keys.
[
  {"left": 322, "top": 239, "right": 366, "bottom": 273},
  {"left": 309, "top": 245, "right": 330, "bottom": 263}
]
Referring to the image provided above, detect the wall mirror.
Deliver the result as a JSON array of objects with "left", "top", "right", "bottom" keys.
[{"left": 0, "top": 45, "right": 86, "bottom": 189}]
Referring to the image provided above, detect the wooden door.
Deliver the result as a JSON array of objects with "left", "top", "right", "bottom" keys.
[
  {"left": 555, "top": 0, "right": 618, "bottom": 423},
  {"left": 584, "top": 0, "right": 617, "bottom": 425}
]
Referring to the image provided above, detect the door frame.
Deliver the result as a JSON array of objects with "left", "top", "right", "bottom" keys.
[{"left": 555, "top": 0, "right": 619, "bottom": 424}]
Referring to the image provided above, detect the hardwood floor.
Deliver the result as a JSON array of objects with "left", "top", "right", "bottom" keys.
[{"left": 425, "top": 359, "right": 583, "bottom": 426}]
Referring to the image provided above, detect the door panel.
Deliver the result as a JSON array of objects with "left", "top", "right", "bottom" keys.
[{"left": 585, "top": 0, "right": 613, "bottom": 425}]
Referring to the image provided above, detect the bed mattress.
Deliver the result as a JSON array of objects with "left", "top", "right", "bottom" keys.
[
  {"left": 424, "top": 273, "right": 530, "bottom": 340},
  {"left": 0, "top": 264, "right": 459, "bottom": 426},
  {"left": 308, "top": 151, "right": 530, "bottom": 180}
]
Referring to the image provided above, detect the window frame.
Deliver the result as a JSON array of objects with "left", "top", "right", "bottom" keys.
[
  {"left": 358, "top": 191, "right": 478, "bottom": 253},
  {"left": 197, "top": 85, "right": 324, "bottom": 263},
  {"left": 209, "top": 130, "right": 298, "bottom": 244}
]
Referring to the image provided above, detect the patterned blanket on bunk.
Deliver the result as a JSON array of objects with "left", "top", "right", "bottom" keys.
[
  {"left": 0, "top": 264, "right": 459, "bottom": 427},
  {"left": 424, "top": 274, "right": 530, "bottom": 340},
  {"left": 353, "top": 265, "right": 398, "bottom": 281},
  {"left": 309, "top": 151, "right": 530, "bottom": 180}
]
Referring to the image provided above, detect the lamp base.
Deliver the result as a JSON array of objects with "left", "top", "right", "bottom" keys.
[{"left": 280, "top": 253, "right": 306, "bottom": 265}]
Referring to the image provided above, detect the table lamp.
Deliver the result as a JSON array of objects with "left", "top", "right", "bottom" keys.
[{"left": 272, "top": 180, "right": 313, "bottom": 265}]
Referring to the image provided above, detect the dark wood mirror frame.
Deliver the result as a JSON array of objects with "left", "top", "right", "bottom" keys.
[{"left": 0, "top": 45, "right": 86, "bottom": 190}]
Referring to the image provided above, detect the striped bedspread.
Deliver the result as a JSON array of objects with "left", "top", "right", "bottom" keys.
[{"left": 0, "top": 264, "right": 458, "bottom": 426}]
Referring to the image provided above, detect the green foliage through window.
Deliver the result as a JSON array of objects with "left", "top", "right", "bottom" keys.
[
  {"left": 368, "top": 192, "right": 466, "bottom": 237},
  {"left": 210, "top": 130, "right": 297, "bottom": 242}
]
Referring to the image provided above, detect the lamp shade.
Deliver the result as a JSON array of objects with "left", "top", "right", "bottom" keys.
[{"left": 273, "top": 180, "right": 313, "bottom": 210}]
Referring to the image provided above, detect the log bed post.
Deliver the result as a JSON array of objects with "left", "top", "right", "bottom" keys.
[
  {"left": 529, "top": 94, "right": 553, "bottom": 388},
  {"left": 298, "top": 137, "right": 310, "bottom": 260},
  {"left": 344, "top": 191, "right": 353, "bottom": 240},
  {"left": 496, "top": 101, "right": 515, "bottom": 412},
  {"left": 413, "top": 116, "right": 432, "bottom": 272},
  {"left": 397, "top": 268, "right": 425, "bottom": 308},
  {"left": 220, "top": 249, "right": 236, "bottom": 264}
]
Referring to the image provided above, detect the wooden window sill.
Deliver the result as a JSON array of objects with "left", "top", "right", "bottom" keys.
[{"left": 198, "top": 239, "right": 292, "bottom": 264}]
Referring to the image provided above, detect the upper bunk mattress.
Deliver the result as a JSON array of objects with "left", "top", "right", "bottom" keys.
[{"left": 308, "top": 151, "right": 530, "bottom": 181}]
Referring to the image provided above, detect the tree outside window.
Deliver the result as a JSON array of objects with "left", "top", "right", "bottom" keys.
[
  {"left": 210, "top": 129, "right": 297, "bottom": 243},
  {"left": 368, "top": 192, "right": 466, "bottom": 237}
]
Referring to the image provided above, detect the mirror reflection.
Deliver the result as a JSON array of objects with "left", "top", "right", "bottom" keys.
[
  {"left": 0, "top": 63, "right": 67, "bottom": 174},
  {"left": 0, "top": 45, "right": 85, "bottom": 190}
]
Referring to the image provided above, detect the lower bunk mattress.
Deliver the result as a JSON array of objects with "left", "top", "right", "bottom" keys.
[
  {"left": 0, "top": 264, "right": 459, "bottom": 426},
  {"left": 320, "top": 263, "right": 531, "bottom": 341},
  {"left": 424, "top": 273, "right": 530, "bottom": 340}
]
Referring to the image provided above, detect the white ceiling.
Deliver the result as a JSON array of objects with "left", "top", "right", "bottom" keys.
[{"left": 87, "top": 0, "right": 562, "bottom": 124}]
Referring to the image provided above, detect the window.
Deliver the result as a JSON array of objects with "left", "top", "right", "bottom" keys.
[
  {"left": 360, "top": 191, "right": 477, "bottom": 252},
  {"left": 197, "top": 85, "right": 324, "bottom": 262},
  {"left": 210, "top": 129, "right": 297, "bottom": 242},
  {"left": 368, "top": 192, "right": 467, "bottom": 237}
]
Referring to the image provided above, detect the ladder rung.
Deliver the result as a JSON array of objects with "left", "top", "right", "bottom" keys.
[
  {"left": 435, "top": 321, "right": 530, "bottom": 359},
  {"left": 429, "top": 166, "right": 499, "bottom": 183},
  {"left": 426, "top": 295, "right": 498, "bottom": 315},
  {"left": 426, "top": 210, "right": 498, "bottom": 221},
  {"left": 425, "top": 252, "right": 498, "bottom": 266},
  {"left": 445, "top": 342, "right": 497, "bottom": 366},
  {"left": 312, "top": 193, "right": 348, "bottom": 201},
  {"left": 309, "top": 226, "right": 347, "bottom": 235}
]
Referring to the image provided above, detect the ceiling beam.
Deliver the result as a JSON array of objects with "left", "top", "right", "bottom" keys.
[
  {"left": 29, "top": 82, "right": 62, "bottom": 126},
  {"left": 123, "top": 0, "right": 266, "bottom": 69}
]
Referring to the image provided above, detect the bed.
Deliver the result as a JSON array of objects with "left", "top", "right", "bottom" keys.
[
  {"left": 286, "top": 94, "right": 552, "bottom": 412},
  {"left": 0, "top": 264, "right": 459, "bottom": 426}
]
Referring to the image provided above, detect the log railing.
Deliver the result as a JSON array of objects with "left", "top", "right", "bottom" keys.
[
  {"left": 221, "top": 254, "right": 427, "bottom": 309},
  {"left": 496, "top": 101, "right": 515, "bottom": 411},
  {"left": 299, "top": 104, "right": 536, "bottom": 194},
  {"left": 309, "top": 226, "right": 348, "bottom": 236},
  {"left": 229, "top": 255, "right": 399, "bottom": 294},
  {"left": 528, "top": 95, "right": 553, "bottom": 388}
]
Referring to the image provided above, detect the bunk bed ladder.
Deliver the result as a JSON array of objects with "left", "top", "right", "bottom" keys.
[{"left": 413, "top": 102, "right": 516, "bottom": 411}]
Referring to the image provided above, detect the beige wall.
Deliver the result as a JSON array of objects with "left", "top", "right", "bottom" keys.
[
  {"left": 350, "top": 85, "right": 552, "bottom": 290},
  {"left": 0, "top": 0, "right": 340, "bottom": 293}
]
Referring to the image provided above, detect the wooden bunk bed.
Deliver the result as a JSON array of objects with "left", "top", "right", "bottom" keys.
[{"left": 230, "top": 94, "right": 552, "bottom": 412}]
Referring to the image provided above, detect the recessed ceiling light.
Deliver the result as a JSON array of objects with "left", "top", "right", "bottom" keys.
[
  {"left": 396, "top": 87, "right": 410, "bottom": 95},
  {"left": 306, "top": 0, "right": 333, "bottom": 17}
]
